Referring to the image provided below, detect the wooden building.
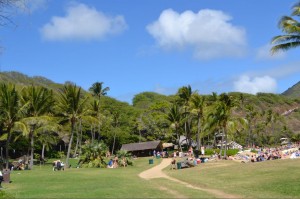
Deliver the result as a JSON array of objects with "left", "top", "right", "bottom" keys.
[{"left": 120, "top": 140, "right": 163, "bottom": 157}]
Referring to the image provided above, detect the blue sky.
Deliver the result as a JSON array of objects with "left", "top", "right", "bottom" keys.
[{"left": 0, "top": 0, "right": 300, "bottom": 103}]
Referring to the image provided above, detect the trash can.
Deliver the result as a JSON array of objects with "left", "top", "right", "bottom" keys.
[
  {"left": 3, "top": 169, "right": 10, "bottom": 183},
  {"left": 177, "top": 162, "right": 182, "bottom": 169},
  {"left": 149, "top": 159, "right": 154, "bottom": 164}
]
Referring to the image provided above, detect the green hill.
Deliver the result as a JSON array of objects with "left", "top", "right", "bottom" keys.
[
  {"left": 282, "top": 81, "right": 300, "bottom": 98},
  {"left": 0, "top": 71, "right": 63, "bottom": 91}
]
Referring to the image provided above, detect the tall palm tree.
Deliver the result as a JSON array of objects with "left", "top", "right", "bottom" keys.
[
  {"left": 110, "top": 109, "right": 120, "bottom": 155},
  {"left": 245, "top": 105, "right": 258, "bottom": 147},
  {"left": 190, "top": 93, "right": 205, "bottom": 150},
  {"left": 166, "top": 103, "right": 183, "bottom": 151},
  {"left": 20, "top": 86, "right": 54, "bottom": 169},
  {"left": 271, "top": 2, "right": 300, "bottom": 54},
  {"left": 0, "top": 83, "right": 20, "bottom": 169},
  {"left": 209, "top": 93, "right": 236, "bottom": 158},
  {"left": 89, "top": 82, "right": 110, "bottom": 140},
  {"left": 56, "top": 84, "right": 89, "bottom": 168},
  {"left": 177, "top": 85, "right": 193, "bottom": 147},
  {"left": 89, "top": 82, "right": 110, "bottom": 102}
]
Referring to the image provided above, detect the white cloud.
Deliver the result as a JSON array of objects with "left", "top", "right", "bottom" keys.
[
  {"left": 256, "top": 44, "right": 286, "bottom": 60},
  {"left": 146, "top": 9, "right": 246, "bottom": 60},
  {"left": 40, "top": 3, "right": 127, "bottom": 41},
  {"left": 234, "top": 75, "right": 277, "bottom": 94}
]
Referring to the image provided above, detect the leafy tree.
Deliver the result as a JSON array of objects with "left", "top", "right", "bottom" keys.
[
  {"left": 209, "top": 93, "right": 236, "bottom": 157},
  {"left": 89, "top": 82, "right": 109, "bottom": 141},
  {"left": 20, "top": 86, "right": 54, "bottom": 169},
  {"left": 56, "top": 84, "right": 89, "bottom": 168},
  {"left": 177, "top": 85, "right": 193, "bottom": 147},
  {"left": 0, "top": 83, "right": 20, "bottom": 168},
  {"left": 271, "top": 2, "right": 300, "bottom": 54},
  {"left": 166, "top": 103, "right": 183, "bottom": 151},
  {"left": 190, "top": 93, "right": 205, "bottom": 150}
]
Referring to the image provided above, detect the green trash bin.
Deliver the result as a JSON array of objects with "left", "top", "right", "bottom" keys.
[
  {"left": 177, "top": 162, "right": 182, "bottom": 169},
  {"left": 149, "top": 159, "right": 154, "bottom": 164}
]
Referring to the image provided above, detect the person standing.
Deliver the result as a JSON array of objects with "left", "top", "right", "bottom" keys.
[{"left": 0, "top": 170, "right": 3, "bottom": 189}]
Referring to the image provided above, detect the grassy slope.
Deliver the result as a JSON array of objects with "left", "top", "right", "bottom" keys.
[
  {"left": 165, "top": 158, "right": 300, "bottom": 198},
  {"left": 2, "top": 158, "right": 212, "bottom": 198}
]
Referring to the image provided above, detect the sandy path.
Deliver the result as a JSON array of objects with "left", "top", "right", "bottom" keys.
[{"left": 139, "top": 158, "right": 241, "bottom": 199}]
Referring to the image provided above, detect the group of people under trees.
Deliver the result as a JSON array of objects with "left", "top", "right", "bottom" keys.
[
  {"left": 107, "top": 156, "right": 128, "bottom": 168},
  {"left": 52, "top": 160, "right": 64, "bottom": 171}
]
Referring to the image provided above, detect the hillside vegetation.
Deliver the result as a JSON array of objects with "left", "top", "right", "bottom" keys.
[{"left": 0, "top": 71, "right": 299, "bottom": 163}]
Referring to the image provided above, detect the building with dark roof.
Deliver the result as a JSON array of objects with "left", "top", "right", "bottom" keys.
[{"left": 120, "top": 140, "right": 163, "bottom": 157}]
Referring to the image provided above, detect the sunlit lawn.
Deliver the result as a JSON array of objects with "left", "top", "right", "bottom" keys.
[
  {"left": 1, "top": 157, "right": 212, "bottom": 198},
  {"left": 2, "top": 157, "right": 299, "bottom": 198},
  {"left": 165, "top": 158, "right": 300, "bottom": 198}
]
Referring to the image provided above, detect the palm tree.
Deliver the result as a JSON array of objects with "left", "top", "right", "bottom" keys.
[
  {"left": 110, "top": 109, "right": 120, "bottom": 155},
  {"left": 209, "top": 93, "right": 236, "bottom": 158},
  {"left": 20, "top": 86, "right": 54, "bottom": 169},
  {"left": 271, "top": 2, "right": 300, "bottom": 54},
  {"left": 177, "top": 85, "right": 193, "bottom": 147},
  {"left": 56, "top": 84, "right": 89, "bottom": 168},
  {"left": 89, "top": 82, "right": 110, "bottom": 102},
  {"left": 0, "top": 83, "right": 20, "bottom": 169},
  {"left": 166, "top": 103, "right": 183, "bottom": 151},
  {"left": 89, "top": 82, "right": 110, "bottom": 140},
  {"left": 190, "top": 93, "right": 205, "bottom": 150},
  {"left": 245, "top": 105, "right": 258, "bottom": 148}
]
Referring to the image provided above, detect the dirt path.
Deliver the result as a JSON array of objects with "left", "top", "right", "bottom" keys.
[{"left": 139, "top": 158, "right": 241, "bottom": 199}]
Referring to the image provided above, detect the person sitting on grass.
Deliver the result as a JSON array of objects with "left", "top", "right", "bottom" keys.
[
  {"left": 107, "top": 159, "right": 113, "bottom": 169},
  {"left": 170, "top": 158, "right": 176, "bottom": 170}
]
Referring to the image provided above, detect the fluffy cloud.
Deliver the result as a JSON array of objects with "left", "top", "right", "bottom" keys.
[
  {"left": 146, "top": 9, "right": 246, "bottom": 60},
  {"left": 234, "top": 75, "right": 277, "bottom": 94},
  {"left": 256, "top": 44, "right": 286, "bottom": 60},
  {"left": 40, "top": 3, "right": 127, "bottom": 41}
]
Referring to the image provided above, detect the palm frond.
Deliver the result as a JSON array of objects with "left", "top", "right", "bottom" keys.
[
  {"left": 278, "top": 16, "right": 300, "bottom": 34},
  {"left": 271, "top": 41, "right": 300, "bottom": 54},
  {"left": 292, "top": 2, "right": 300, "bottom": 16}
]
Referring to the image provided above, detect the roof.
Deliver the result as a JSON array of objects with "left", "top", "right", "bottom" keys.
[{"left": 121, "top": 140, "right": 162, "bottom": 152}]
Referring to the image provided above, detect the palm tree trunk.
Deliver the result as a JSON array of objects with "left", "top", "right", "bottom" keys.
[
  {"left": 112, "top": 130, "right": 117, "bottom": 155},
  {"left": 91, "top": 125, "right": 95, "bottom": 144},
  {"left": 220, "top": 129, "right": 224, "bottom": 157},
  {"left": 29, "top": 132, "right": 34, "bottom": 170},
  {"left": 41, "top": 144, "right": 45, "bottom": 160},
  {"left": 66, "top": 121, "right": 75, "bottom": 168},
  {"left": 78, "top": 119, "right": 83, "bottom": 158},
  {"left": 97, "top": 115, "right": 101, "bottom": 141},
  {"left": 176, "top": 128, "right": 182, "bottom": 152},
  {"left": 196, "top": 117, "right": 201, "bottom": 150},
  {"left": 224, "top": 127, "right": 227, "bottom": 158},
  {"left": 74, "top": 124, "right": 79, "bottom": 157},
  {"left": 5, "top": 128, "right": 12, "bottom": 169}
]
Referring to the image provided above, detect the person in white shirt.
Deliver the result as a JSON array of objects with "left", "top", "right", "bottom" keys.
[{"left": 0, "top": 170, "right": 3, "bottom": 188}]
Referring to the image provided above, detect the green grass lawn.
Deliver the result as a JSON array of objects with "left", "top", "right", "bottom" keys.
[
  {"left": 2, "top": 157, "right": 299, "bottom": 198},
  {"left": 1, "top": 157, "right": 211, "bottom": 198},
  {"left": 165, "top": 158, "right": 300, "bottom": 198}
]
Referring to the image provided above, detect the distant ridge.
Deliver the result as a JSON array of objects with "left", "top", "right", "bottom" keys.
[
  {"left": 282, "top": 81, "right": 300, "bottom": 98},
  {"left": 0, "top": 71, "right": 64, "bottom": 91}
]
